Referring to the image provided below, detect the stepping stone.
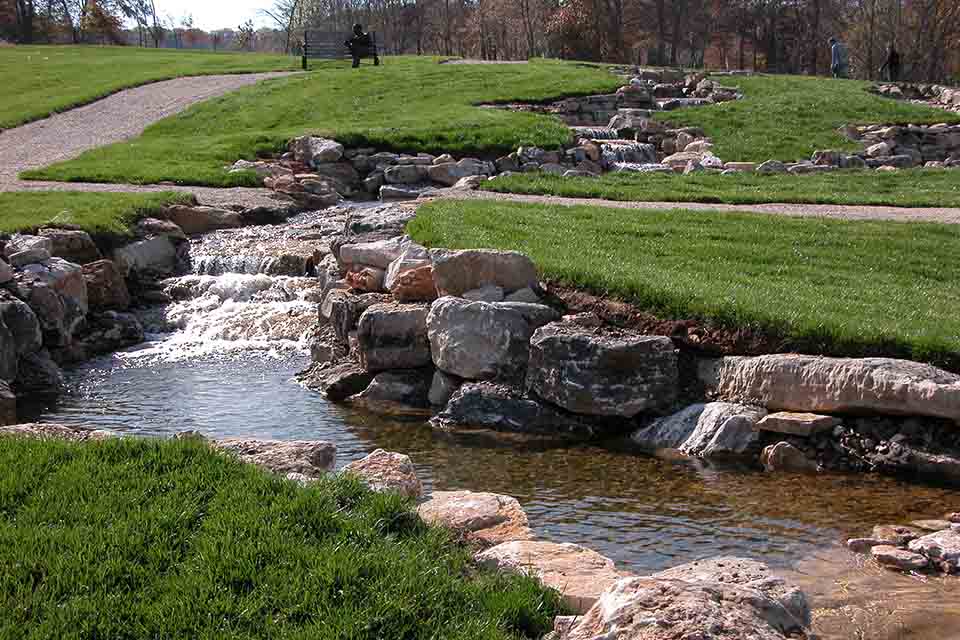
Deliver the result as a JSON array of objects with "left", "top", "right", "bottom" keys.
[
  {"left": 871, "top": 545, "right": 930, "bottom": 571},
  {"left": 756, "top": 412, "right": 841, "bottom": 437},
  {"left": 476, "top": 540, "right": 629, "bottom": 613},
  {"left": 417, "top": 490, "right": 533, "bottom": 546}
]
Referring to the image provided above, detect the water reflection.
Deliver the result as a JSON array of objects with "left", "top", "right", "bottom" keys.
[{"left": 29, "top": 350, "right": 960, "bottom": 639}]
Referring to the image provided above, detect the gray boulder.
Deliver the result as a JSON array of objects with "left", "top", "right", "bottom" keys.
[
  {"left": 427, "top": 158, "right": 495, "bottom": 186},
  {"left": 299, "top": 360, "right": 375, "bottom": 402},
  {"left": 350, "top": 369, "right": 433, "bottom": 409},
  {"left": 356, "top": 303, "right": 431, "bottom": 372},
  {"left": 426, "top": 297, "right": 559, "bottom": 381},
  {"left": 527, "top": 324, "right": 678, "bottom": 418},
  {"left": 634, "top": 402, "right": 767, "bottom": 457}
]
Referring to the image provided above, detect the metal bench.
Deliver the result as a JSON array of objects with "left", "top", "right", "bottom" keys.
[{"left": 302, "top": 30, "right": 380, "bottom": 69}]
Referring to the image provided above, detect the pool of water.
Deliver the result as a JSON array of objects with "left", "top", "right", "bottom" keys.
[{"left": 25, "top": 206, "right": 960, "bottom": 639}]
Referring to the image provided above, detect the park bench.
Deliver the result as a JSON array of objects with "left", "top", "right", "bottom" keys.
[{"left": 302, "top": 30, "right": 380, "bottom": 70}]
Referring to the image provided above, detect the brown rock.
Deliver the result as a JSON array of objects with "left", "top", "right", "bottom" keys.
[
  {"left": 870, "top": 545, "right": 930, "bottom": 572},
  {"left": 430, "top": 249, "right": 539, "bottom": 297},
  {"left": 345, "top": 265, "right": 386, "bottom": 292},
  {"left": 82, "top": 259, "right": 131, "bottom": 310},
  {"left": 38, "top": 228, "right": 102, "bottom": 264},
  {"left": 761, "top": 442, "right": 818, "bottom": 473},
  {"left": 476, "top": 540, "right": 628, "bottom": 614},
  {"left": 164, "top": 205, "right": 243, "bottom": 235},
  {"left": 417, "top": 490, "right": 533, "bottom": 546},
  {"left": 756, "top": 411, "right": 842, "bottom": 437},
  {"left": 872, "top": 524, "right": 923, "bottom": 546},
  {"left": 342, "top": 449, "right": 423, "bottom": 499}
]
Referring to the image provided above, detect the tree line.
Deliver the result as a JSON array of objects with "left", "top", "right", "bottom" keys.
[{"left": 2, "top": 0, "right": 958, "bottom": 83}]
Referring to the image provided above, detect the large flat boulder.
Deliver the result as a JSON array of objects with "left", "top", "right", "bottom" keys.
[
  {"left": 700, "top": 354, "right": 960, "bottom": 422},
  {"left": 215, "top": 438, "right": 336, "bottom": 479},
  {"left": 430, "top": 249, "right": 539, "bottom": 297},
  {"left": 559, "top": 557, "right": 811, "bottom": 639},
  {"left": 417, "top": 490, "right": 533, "bottom": 546},
  {"left": 476, "top": 541, "right": 628, "bottom": 614},
  {"left": 427, "top": 158, "right": 495, "bottom": 186},
  {"left": 356, "top": 303, "right": 431, "bottom": 372},
  {"left": 426, "top": 297, "right": 559, "bottom": 381},
  {"left": 0, "top": 422, "right": 114, "bottom": 441},
  {"left": 527, "top": 324, "right": 677, "bottom": 418}
]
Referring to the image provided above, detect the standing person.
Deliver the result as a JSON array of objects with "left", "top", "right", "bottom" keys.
[
  {"left": 345, "top": 24, "right": 379, "bottom": 68},
  {"left": 829, "top": 37, "right": 849, "bottom": 78},
  {"left": 879, "top": 43, "right": 901, "bottom": 82}
]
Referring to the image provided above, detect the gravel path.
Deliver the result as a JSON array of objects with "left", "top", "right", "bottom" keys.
[
  {"left": 0, "top": 73, "right": 294, "bottom": 185},
  {"left": 456, "top": 190, "right": 960, "bottom": 225}
]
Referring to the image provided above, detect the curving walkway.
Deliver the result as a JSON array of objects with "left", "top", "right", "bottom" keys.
[
  {"left": 456, "top": 189, "right": 960, "bottom": 225},
  {"left": 0, "top": 72, "right": 295, "bottom": 188}
]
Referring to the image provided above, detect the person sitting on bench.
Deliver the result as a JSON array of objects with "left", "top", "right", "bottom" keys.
[{"left": 345, "top": 24, "right": 379, "bottom": 68}]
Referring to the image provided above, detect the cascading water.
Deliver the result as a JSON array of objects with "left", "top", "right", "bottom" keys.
[{"left": 27, "top": 204, "right": 960, "bottom": 640}]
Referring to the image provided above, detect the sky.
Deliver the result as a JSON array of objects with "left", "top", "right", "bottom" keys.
[{"left": 150, "top": 0, "right": 273, "bottom": 31}]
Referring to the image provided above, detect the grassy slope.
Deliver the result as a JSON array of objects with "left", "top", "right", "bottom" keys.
[
  {"left": 0, "top": 45, "right": 298, "bottom": 130},
  {"left": 0, "top": 191, "right": 191, "bottom": 234},
  {"left": 409, "top": 199, "right": 960, "bottom": 367},
  {"left": 655, "top": 74, "right": 960, "bottom": 162},
  {"left": 482, "top": 168, "right": 960, "bottom": 208},
  {"left": 0, "top": 436, "right": 561, "bottom": 639},
  {"left": 23, "top": 57, "right": 622, "bottom": 186}
]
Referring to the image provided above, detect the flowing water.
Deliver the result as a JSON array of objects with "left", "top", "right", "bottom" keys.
[{"left": 26, "top": 207, "right": 960, "bottom": 639}]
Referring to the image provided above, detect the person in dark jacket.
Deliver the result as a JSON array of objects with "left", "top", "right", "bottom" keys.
[
  {"left": 345, "top": 24, "right": 379, "bottom": 68},
  {"left": 879, "top": 43, "right": 901, "bottom": 82}
]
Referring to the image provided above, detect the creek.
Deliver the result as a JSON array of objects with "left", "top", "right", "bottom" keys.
[{"left": 23, "top": 206, "right": 960, "bottom": 640}]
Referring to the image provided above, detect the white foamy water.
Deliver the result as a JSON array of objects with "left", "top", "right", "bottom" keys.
[{"left": 130, "top": 273, "right": 324, "bottom": 361}]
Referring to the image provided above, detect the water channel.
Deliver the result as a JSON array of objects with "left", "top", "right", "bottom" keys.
[{"left": 24, "top": 206, "right": 960, "bottom": 639}]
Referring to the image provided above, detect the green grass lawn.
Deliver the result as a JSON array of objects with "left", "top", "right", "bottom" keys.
[
  {"left": 23, "top": 56, "right": 622, "bottom": 187},
  {"left": 0, "top": 436, "right": 560, "bottom": 639},
  {"left": 0, "top": 191, "right": 191, "bottom": 235},
  {"left": 483, "top": 168, "right": 960, "bottom": 208},
  {"left": 409, "top": 199, "right": 960, "bottom": 368},
  {"left": 0, "top": 45, "right": 299, "bottom": 130},
  {"left": 655, "top": 74, "right": 960, "bottom": 163}
]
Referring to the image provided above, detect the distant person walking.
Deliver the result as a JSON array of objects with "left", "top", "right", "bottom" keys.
[
  {"left": 829, "top": 37, "right": 849, "bottom": 78},
  {"left": 345, "top": 24, "right": 379, "bottom": 68},
  {"left": 879, "top": 43, "right": 901, "bottom": 82}
]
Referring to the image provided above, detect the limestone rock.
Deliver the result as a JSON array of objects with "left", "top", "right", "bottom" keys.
[
  {"left": 429, "top": 369, "right": 462, "bottom": 406},
  {"left": 477, "top": 541, "right": 626, "bottom": 614},
  {"left": 427, "top": 159, "right": 495, "bottom": 186},
  {"left": 342, "top": 449, "right": 423, "bottom": 499},
  {"left": 683, "top": 402, "right": 766, "bottom": 457},
  {"left": 384, "top": 243, "right": 435, "bottom": 302},
  {"left": 216, "top": 438, "right": 336, "bottom": 479},
  {"left": 427, "top": 297, "right": 559, "bottom": 381},
  {"left": 761, "top": 442, "right": 818, "bottom": 473},
  {"left": 430, "top": 249, "right": 538, "bottom": 297},
  {"left": 0, "top": 422, "right": 114, "bottom": 441},
  {"left": 908, "top": 529, "right": 960, "bottom": 572},
  {"left": 356, "top": 303, "right": 431, "bottom": 372},
  {"left": 114, "top": 236, "right": 178, "bottom": 278},
  {"left": 0, "top": 380, "right": 15, "bottom": 425},
  {"left": 82, "top": 260, "right": 130, "bottom": 310},
  {"left": 871, "top": 545, "right": 929, "bottom": 572},
  {"left": 757, "top": 159, "right": 788, "bottom": 173},
  {"left": 350, "top": 369, "right": 432, "bottom": 409},
  {"left": 38, "top": 228, "right": 101, "bottom": 264},
  {"left": 560, "top": 557, "right": 811, "bottom": 640},
  {"left": 0, "top": 292, "right": 42, "bottom": 357},
  {"left": 432, "top": 382, "right": 610, "bottom": 438},
  {"left": 757, "top": 412, "right": 842, "bottom": 437},
  {"left": 847, "top": 537, "right": 892, "bottom": 553},
  {"left": 8, "top": 247, "right": 51, "bottom": 267},
  {"left": 418, "top": 490, "right": 533, "bottom": 546},
  {"left": 4, "top": 234, "right": 53, "bottom": 258},
  {"left": 341, "top": 235, "right": 412, "bottom": 270},
  {"left": 701, "top": 354, "right": 960, "bottom": 422},
  {"left": 632, "top": 403, "right": 704, "bottom": 450},
  {"left": 15, "top": 350, "right": 65, "bottom": 395},
  {"left": 21, "top": 257, "right": 88, "bottom": 314},
  {"left": 345, "top": 265, "right": 386, "bottom": 292},
  {"left": 384, "top": 164, "right": 424, "bottom": 184},
  {"left": 872, "top": 524, "right": 923, "bottom": 546},
  {"left": 463, "top": 285, "right": 504, "bottom": 302},
  {"left": 299, "top": 360, "right": 375, "bottom": 402},
  {"left": 163, "top": 205, "right": 243, "bottom": 235},
  {"left": 292, "top": 136, "right": 344, "bottom": 166},
  {"left": 527, "top": 324, "right": 677, "bottom": 418}
]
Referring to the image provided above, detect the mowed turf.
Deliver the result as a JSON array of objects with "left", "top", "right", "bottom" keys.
[
  {"left": 0, "top": 191, "right": 191, "bottom": 235},
  {"left": 0, "top": 45, "right": 298, "bottom": 130},
  {"left": 409, "top": 199, "right": 960, "bottom": 367},
  {"left": 483, "top": 168, "right": 960, "bottom": 208},
  {"left": 23, "top": 57, "right": 622, "bottom": 187},
  {"left": 0, "top": 436, "right": 561, "bottom": 639},
  {"left": 654, "top": 73, "right": 960, "bottom": 163}
]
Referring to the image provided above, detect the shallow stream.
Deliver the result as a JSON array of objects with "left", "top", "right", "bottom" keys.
[{"left": 26, "top": 207, "right": 960, "bottom": 639}]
